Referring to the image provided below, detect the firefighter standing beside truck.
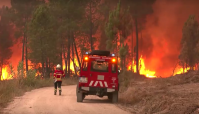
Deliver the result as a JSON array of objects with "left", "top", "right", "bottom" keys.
[{"left": 53, "top": 64, "right": 65, "bottom": 95}]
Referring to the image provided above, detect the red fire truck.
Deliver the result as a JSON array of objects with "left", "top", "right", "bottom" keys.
[{"left": 76, "top": 50, "right": 119, "bottom": 103}]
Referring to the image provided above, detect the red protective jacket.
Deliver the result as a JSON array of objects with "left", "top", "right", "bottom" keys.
[{"left": 53, "top": 70, "right": 65, "bottom": 81}]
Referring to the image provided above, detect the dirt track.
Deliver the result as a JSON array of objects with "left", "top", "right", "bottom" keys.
[{"left": 3, "top": 85, "right": 130, "bottom": 114}]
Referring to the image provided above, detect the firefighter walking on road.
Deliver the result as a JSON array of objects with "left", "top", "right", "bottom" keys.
[{"left": 53, "top": 64, "right": 65, "bottom": 95}]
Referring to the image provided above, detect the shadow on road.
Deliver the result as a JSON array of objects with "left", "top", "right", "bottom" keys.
[{"left": 83, "top": 98, "right": 111, "bottom": 104}]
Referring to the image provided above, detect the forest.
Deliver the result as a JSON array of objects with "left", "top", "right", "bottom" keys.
[{"left": 0, "top": 0, "right": 198, "bottom": 80}]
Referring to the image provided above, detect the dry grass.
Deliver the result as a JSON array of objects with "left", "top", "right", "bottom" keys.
[
  {"left": 118, "top": 71, "right": 199, "bottom": 114},
  {"left": 0, "top": 77, "right": 77, "bottom": 113}
]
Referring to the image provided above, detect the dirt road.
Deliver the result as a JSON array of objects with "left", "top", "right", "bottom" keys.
[{"left": 3, "top": 85, "right": 130, "bottom": 114}]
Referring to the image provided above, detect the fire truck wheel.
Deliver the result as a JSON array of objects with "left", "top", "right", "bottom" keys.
[
  {"left": 112, "top": 91, "right": 118, "bottom": 103},
  {"left": 77, "top": 92, "right": 83, "bottom": 102}
]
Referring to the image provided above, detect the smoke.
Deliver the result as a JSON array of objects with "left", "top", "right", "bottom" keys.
[
  {"left": 142, "top": 0, "right": 199, "bottom": 77},
  {"left": 0, "top": 0, "right": 11, "bottom": 7}
]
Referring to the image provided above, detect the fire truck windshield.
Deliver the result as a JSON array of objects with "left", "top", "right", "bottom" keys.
[{"left": 91, "top": 60, "right": 108, "bottom": 72}]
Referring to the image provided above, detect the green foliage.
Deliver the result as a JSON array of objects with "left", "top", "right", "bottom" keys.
[
  {"left": 179, "top": 15, "right": 199, "bottom": 69},
  {"left": 105, "top": 1, "right": 120, "bottom": 51},
  {"left": 10, "top": 0, "right": 45, "bottom": 38},
  {"left": 28, "top": 4, "right": 58, "bottom": 64},
  {"left": 105, "top": 1, "right": 133, "bottom": 69},
  {"left": 9, "top": 64, "right": 15, "bottom": 78},
  {"left": 119, "top": 45, "right": 128, "bottom": 58},
  {"left": 17, "top": 61, "right": 24, "bottom": 78},
  {"left": 23, "top": 69, "right": 37, "bottom": 87}
]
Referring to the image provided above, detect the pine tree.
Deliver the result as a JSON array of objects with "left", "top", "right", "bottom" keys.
[
  {"left": 10, "top": 0, "right": 45, "bottom": 72},
  {"left": 0, "top": 6, "right": 13, "bottom": 79},
  {"left": 27, "top": 4, "right": 58, "bottom": 77},
  {"left": 179, "top": 15, "right": 199, "bottom": 70}
]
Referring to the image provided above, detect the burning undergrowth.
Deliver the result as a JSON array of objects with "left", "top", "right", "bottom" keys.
[{"left": 118, "top": 70, "right": 199, "bottom": 114}]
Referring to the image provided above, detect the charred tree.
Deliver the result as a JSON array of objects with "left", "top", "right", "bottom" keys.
[
  {"left": 0, "top": 60, "right": 3, "bottom": 80},
  {"left": 64, "top": 51, "right": 67, "bottom": 77},
  {"left": 22, "top": 34, "right": 25, "bottom": 62},
  {"left": 67, "top": 31, "right": 71, "bottom": 77},
  {"left": 135, "top": 17, "right": 139, "bottom": 74},
  {"left": 73, "top": 35, "right": 81, "bottom": 68},
  {"left": 60, "top": 47, "right": 63, "bottom": 70},
  {"left": 25, "top": 35, "right": 28, "bottom": 72},
  {"left": 131, "top": 29, "right": 134, "bottom": 71},
  {"left": 71, "top": 35, "right": 77, "bottom": 76}
]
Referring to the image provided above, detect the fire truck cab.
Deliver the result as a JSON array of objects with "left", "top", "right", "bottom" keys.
[{"left": 76, "top": 50, "right": 119, "bottom": 103}]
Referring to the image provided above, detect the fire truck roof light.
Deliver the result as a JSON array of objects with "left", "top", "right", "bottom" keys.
[
  {"left": 85, "top": 52, "right": 89, "bottom": 54},
  {"left": 111, "top": 54, "right": 115, "bottom": 56}
]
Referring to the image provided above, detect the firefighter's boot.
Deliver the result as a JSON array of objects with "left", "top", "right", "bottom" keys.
[
  {"left": 59, "top": 90, "right": 61, "bottom": 95},
  {"left": 54, "top": 89, "right": 57, "bottom": 95},
  {"left": 58, "top": 88, "right": 61, "bottom": 95}
]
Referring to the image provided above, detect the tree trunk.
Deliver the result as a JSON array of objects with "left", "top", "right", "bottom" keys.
[
  {"left": 73, "top": 35, "right": 81, "bottom": 68},
  {"left": 72, "top": 43, "right": 77, "bottom": 76},
  {"left": 120, "top": 33, "right": 122, "bottom": 47},
  {"left": 41, "top": 57, "right": 45, "bottom": 77},
  {"left": 40, "top": 35, "right": 45, "bottom": 77},
  {"left": 89, "top": 1, "right": 93, "bottom": 51},
  {"left": 45, "top": 59, "right": 48, "bottom": 78},
  {"left": 22, "top": 34, "right": 25, "bottom": 62},
  {"left": 25, "top": 36, "right": 28, "bottom": 72},
  {"left": 67, "top": 31, "right": 71, "bottom": 77},
  {"left": 60, "top": 48, "right": 63, "bottom": 70},
  {"left": 0, "top": 62, "right": 2, "bottom": 80},
  {"left": 135, "top": 17, "right": 139, "bottom": 74},
  {"left": 64, "top": 51, "right": 67, "bottom": 77},
  {"left": 183, "top": 62, "right": 184, "bottom": 73},
  {"left": 124, "top": 57, "right": 126, "bottom": 70},
  {"left": 131, "top": 27, "right": 134, "bottom": 71},
  {"left": 24, "top": 17, "right": 28, "bottom": 72}
]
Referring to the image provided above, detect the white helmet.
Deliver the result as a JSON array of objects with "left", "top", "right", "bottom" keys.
[{"left": 56, "top": 64, "right": 61, "bottom": 69}]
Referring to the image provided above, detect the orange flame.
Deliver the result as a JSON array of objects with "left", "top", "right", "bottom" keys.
[
  {"left": 173, "top": 67, "right": 190, "bottom": 76},
  {"left": 63, "top": 58, "right": 79, "bottom": 72},
  {"left": 1, "top": 66, "right": 13, "bottom": 80},
  {"left": 128, "top": 55, "right": 157, "bottom": 78}
]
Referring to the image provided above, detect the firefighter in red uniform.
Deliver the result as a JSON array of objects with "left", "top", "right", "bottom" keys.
[{"left": 53, "top": 64, "right": 65, "bottom": 95}]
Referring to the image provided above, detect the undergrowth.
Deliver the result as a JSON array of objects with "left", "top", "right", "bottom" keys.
[
  {"left": 118, "top": 70, "right": 199, "bottom": 114},
  {"left": 0, "top": 61, "right": 77, "bottom": 112}
]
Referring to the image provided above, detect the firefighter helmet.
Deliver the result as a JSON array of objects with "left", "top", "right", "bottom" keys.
[{"left": 56, "top": 64, "right": 61, "bottom": 69}]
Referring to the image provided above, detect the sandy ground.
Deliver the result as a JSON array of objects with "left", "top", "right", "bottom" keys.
[{"left": 3, "top": 85, "right": 130, "bottom": 114}]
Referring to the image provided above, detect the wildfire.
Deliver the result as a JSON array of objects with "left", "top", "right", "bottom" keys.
[
  {"left": 62, "top": 58, "right": 79, "bottom": 72},
  {"left": 128, "top": 56, "right": 157, "bottom": 78},
  {"left": 173, "top": 67, "right": 190, "bottom": 76},
  {"left": 1, "top": 66, "right": 13, "bottom": 80},
  {"left": 0, "top": 55, "right": 192, "bottom": 81}
]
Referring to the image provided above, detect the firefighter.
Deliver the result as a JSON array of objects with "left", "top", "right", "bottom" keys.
[{"left": 53, "top": 64, "right": 65, "bottom": 95}]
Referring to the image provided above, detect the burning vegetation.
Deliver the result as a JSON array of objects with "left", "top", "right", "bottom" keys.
[{"left": 0, "top": 0, "right": 199, "bottom": 81}]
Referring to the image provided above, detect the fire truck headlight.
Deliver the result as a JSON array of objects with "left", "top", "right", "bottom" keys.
[{"left": 79, "top": 77, "right": 88, "bottom": 83}]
